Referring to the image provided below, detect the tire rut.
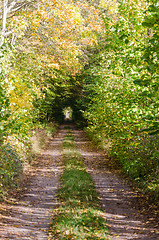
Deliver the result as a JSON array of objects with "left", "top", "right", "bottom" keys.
[
  {"left": 0, "top": 125, "right": 158, "bottom": 240},
  {"left": 73, "top": 128, "right": 159, "bottom": 240},
  {"left": 0, "top": 126, "right": 67, "bottom": 240}
]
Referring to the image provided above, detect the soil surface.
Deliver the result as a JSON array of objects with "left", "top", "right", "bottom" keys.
[
  {"left": 73, "top": 128, "right": 159, "bottom": 240},
  {"left": 0, "top": 124, "right": 158, "bottom": 240}
]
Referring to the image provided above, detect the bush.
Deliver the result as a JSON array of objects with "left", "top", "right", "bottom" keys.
[{"left": 0, "top": 144, "right": 23, "bottom": 199}]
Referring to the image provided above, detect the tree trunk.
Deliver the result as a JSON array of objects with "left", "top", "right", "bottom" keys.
[{"left": 0, "top": 0, "right": 8, "bottom": 47}]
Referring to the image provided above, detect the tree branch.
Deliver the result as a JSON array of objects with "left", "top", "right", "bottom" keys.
[{"left": 0, "top": 0, "right": 35, "bottom": 19}]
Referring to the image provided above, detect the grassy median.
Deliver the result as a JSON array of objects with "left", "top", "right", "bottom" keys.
[{"left": 49, "top": 130, "right": 109, "bottom": 240}]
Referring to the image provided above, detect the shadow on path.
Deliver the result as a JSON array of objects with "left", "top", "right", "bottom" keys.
[
  {"left": 0, "top": 125, "right": 158, "bottom": 240},
  {"left": 73, "top": 129, "right": 159, "bottom": 240},
  {"left": 0, "top": 127, "right": 67, "bottom": 239}
]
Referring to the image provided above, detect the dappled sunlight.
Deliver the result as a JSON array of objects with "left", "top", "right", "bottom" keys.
[
  {"left": 0, "top": 127, "right": 66, "bottom": 239},
  {"left": 41, "top": 149, "right": 61, "bottom": 157},
  {"left": 79, "top": 150, "right": 102, "bottom": 157},
  {"left": 0, "top": 198, "right": 59, "bottom": 239},
  {"left": 73, "top": 129, "right": 159, "bottom": 240},
  {"left": 0, "top": 125, "right": 158, "bottom": 239}
]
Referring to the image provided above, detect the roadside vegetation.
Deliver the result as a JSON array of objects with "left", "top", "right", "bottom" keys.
[
  {"left": 49, "top": 130, "right": 109, "bottom": 240},
  {"left": 73, "top": 0, "right": 159, "bottom": 203},
  {"left": 0, "top": 0, "right": 158, "bottom": 205}
]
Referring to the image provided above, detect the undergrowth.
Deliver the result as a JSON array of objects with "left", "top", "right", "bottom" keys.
[
  {"left": 49, "top": 129, "right": 109, "bottom": 240},
  {"left": 0, "top": 121, "right": 58, "bottom": 201},
  {"left": 0, "top": 144, "right": 23, "bottom": 200},
  {"left": 86, "top": 129, "right": 159, "bottom": 203}
]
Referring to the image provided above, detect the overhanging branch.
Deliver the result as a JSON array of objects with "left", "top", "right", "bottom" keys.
[{"left": 0, "top": 0, "right": 35, "bottom": 20}]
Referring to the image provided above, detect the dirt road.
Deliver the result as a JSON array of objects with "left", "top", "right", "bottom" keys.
[{"left": 0, "top": 125, "right": 158, "bottom": 240}]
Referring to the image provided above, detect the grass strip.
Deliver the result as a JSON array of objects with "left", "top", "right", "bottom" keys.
[{"left": 49, "top": 130, "right": 109, "bottom": 240}]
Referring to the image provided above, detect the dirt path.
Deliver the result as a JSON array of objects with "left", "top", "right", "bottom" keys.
[
  {"left": 73, "top": 128, "right": 159, "bottom": 240},
  {"left": 0, "top": 125, "right": 158, "bottom": 240},
  {"left": 0, "top": 126, "right": 67, "bottom": 239}
]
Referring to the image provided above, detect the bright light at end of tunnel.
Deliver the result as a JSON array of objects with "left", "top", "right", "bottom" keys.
[{"left": 63, "top": 107, "right": 72, "bottom": 120}]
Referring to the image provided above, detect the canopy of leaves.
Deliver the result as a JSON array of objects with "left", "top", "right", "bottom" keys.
[{"left": 0, "top": 0, "right": 158, "bottom": 200}]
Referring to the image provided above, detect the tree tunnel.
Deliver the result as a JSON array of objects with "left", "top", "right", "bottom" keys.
[{"left": 33, "top": 72, "right": 88, "bottom": 127}]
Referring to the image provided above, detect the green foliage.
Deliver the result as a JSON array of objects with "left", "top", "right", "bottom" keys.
[
  {"left": 74, "top": 0, "right": 159, "bottom": 202},
  {"left": 0, "top": 144, "right": 23, "bottom": 198},
  {"left": 140, "top": 0, "right": 159, "bottom": 134},
  {"left": 0, "top": 48, "right": 11, "bottom": 144},
  {"left": 50, "top": 131, "right": 109, "bottom": 239}
]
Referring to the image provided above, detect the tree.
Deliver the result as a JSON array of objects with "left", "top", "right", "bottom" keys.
[{"left": 0, "top": 0, "right": 34, "bottom": 46}]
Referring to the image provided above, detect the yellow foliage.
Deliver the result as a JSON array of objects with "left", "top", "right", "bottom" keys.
[
  {"left": 26, "top": 0, "right": 104, "bottom": 74},
  {"left": 100, "top": 0, "right": 119, "bottom": 14},
  {"left": 7, "top": 71, "right": 34, "bottom": 114}
]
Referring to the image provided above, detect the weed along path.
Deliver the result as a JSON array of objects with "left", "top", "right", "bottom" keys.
[
  {"left": 0, "top": 125, "right": 158, "bottom": 240},
  {"left": 0, "top": 126, "right": 67, "bottom": 239},
  {"left": 73, "top": 128, "right": 159, "bottom": 240}
]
